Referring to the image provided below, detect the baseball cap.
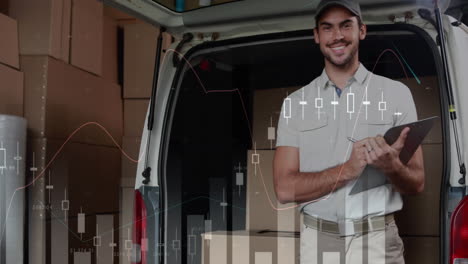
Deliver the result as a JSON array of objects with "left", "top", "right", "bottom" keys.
[{"left": 315, "top": 0, "right": 362, "bottom": 22}]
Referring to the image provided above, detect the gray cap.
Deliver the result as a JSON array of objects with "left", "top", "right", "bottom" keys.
[{"left": 315, "top": 0, "right": 362, "bottom": 21}]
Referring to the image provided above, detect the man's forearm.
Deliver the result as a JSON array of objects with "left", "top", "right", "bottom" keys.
[
  {"left": 385, "top": 160, "right": 424, "bottom": 194},
  {"left": 276, "top": 164, "right": 351, "bottom": 204}
]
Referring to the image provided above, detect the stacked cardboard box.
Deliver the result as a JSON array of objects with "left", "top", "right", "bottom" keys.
[
  {"left": 0, "top": 63, "right": 23, "bottom": 116},
  {"left": 21, "top": 56, "right": 123, "bottom": 146},
  {"left": 246, "top": 150, "right": 301, "bottom": 232},
  {"left": 27, "top": 138, "right": 121, "bottom": 217},
  {"left": 10, "top": 0, "right": 71, "bottom": 62},
  {"left": 21, "top": 56, "right": 123, "bottom": 262},
  {"left": 10, "top": 1, "right": 126, "bottom": 263},
  {"left": 26, "top": 138, "right": 121, "bottom": 263},
  {"left": 0, "top": 12, "right": 23, "bottom": 116},
  {"left": 11, "top": 0, "right": 119, "bottom": 76},
  {"left": 71, "top": 0, "right": 103, "bottom": 75},
  {"left": 0, "top": 12, "right": 19, "bottom": 68}
]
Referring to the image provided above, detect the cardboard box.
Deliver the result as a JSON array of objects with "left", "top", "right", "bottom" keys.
[
  {"left": 398, "top": 76, "right": 442, "bottom": 144},
  {"left": 246, "top": 150, "right": 301, "bottom": 232},
  {"left": 395, "top": 144, "right": 442, "bottom": 236},
  {"left": 121, "top": 136, "right": 142, "bottom": 179},
  {"left": 123, "top": 22, "right": 157, "bottom": 98},
  {"left": 29, "top": 138, "right": 121, "bottom": 216},
  {"left": 253, "top": 87, "right": 301, "bottom": 150},
  {"left": 202, "top": 230, "right": 299, "bottom": 264},
  {"left": 123, "top": 23, "right": 173, "bottom": 98},
  {"left": 71, "top": 0, "right": 103, "bottom": 75},
  {"left": 401, "top": 237, "right": 439, "bottom": 264},
  {"left": 21, "top": 55, "right": 123, "bottom": 146},
  {"left": 0, "top": 63, "right": 23, "bottom": 116},
  {"left": 124, "top": 99, "right": 149, "bottom": 137},
  {"left": 0, "top": 13, "right": 19, "bottom": 68},
  {"left": 9, "top": 0, "right": 71, "bottom": 62},
  {"left": 102, "top": 15, "right": 118, "bottom": 83}
]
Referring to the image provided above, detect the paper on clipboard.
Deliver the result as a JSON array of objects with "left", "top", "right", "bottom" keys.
[{"left": 349, "top": 116, "right": 438, "bottom": 195}]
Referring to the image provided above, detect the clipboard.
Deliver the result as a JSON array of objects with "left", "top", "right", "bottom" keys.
[{"left": 349, "top": 116, "right": 438, "bottom": 195}]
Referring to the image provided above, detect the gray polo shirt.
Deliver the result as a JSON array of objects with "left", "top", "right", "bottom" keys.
[{"left": 276, "top": 63, "right": 417, "bottom": 222}]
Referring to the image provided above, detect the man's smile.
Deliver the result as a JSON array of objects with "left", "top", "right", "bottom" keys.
[{"left": 328, "top": 42, "right": 350, "bottom": 56}]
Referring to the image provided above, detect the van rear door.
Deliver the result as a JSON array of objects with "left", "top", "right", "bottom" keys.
[
  {"left": 443, "top": 14, "right": 468, "bottom": 264},
  {"left": 102, "top": 0, "right": 452, "bottom": 37}
]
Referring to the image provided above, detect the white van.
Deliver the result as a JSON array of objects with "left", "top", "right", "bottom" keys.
[{"left": 104, "top": 0, "right": 468, "bottom": 263}]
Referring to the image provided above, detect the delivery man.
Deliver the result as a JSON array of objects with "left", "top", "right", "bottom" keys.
[{"left": 273, "top": 0, "right": 425, "bottom": 263}]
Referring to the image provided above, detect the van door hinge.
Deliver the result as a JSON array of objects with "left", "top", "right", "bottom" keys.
[
  {"left": 451, "top": 21, "right": 468, "bottom": 34},
  {"left": 197, "top": 32, "right": 220, "bottom": 41},
  {"left": 389, "top": 12, "right": 414, "bottom": 24},
  {"left": 459, "top": 164, "right": 466, "bottom": 185},
  {"left": 171, "top": 32, "right": 220, "bottom": 68},
  {"left": 172, "top": 33, "right": 194, "bottom": 67}
]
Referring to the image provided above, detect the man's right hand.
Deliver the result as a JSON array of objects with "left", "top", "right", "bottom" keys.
[
  {"left": 274, "top": 141, "right": 368, "bottom": 203},
  {"left": 344, "top": 140, "right": 368, "bottom": 180}
]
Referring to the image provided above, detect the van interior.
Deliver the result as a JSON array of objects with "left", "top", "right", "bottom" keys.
[{"left": 163, "top": 24, "right": 445, "bottom": 264}]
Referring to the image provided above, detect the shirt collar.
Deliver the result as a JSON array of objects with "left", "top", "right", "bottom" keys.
[{"left": 318, "top": 63, "right": 369, "bottom": 89}]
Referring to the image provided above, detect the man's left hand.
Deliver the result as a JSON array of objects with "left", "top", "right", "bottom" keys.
[{"left": 363, "top": 127, "right": 410, "bottom": 174}]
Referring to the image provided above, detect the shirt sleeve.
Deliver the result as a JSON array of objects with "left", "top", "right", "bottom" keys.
[
  {"left": 394, "top": 82, "right": 418, "bottom": 126},
  {"left": 276, "top": 97, "right": 299, "bottom": 148}
]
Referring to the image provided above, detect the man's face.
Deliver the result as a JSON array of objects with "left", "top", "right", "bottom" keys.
[{"left": 313, "top": 6, "right": 366, "bottom": 67}]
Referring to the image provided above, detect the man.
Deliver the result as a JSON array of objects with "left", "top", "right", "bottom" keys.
[{"left": 273, "top": 0, "right": 425, "bottom": 263}]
